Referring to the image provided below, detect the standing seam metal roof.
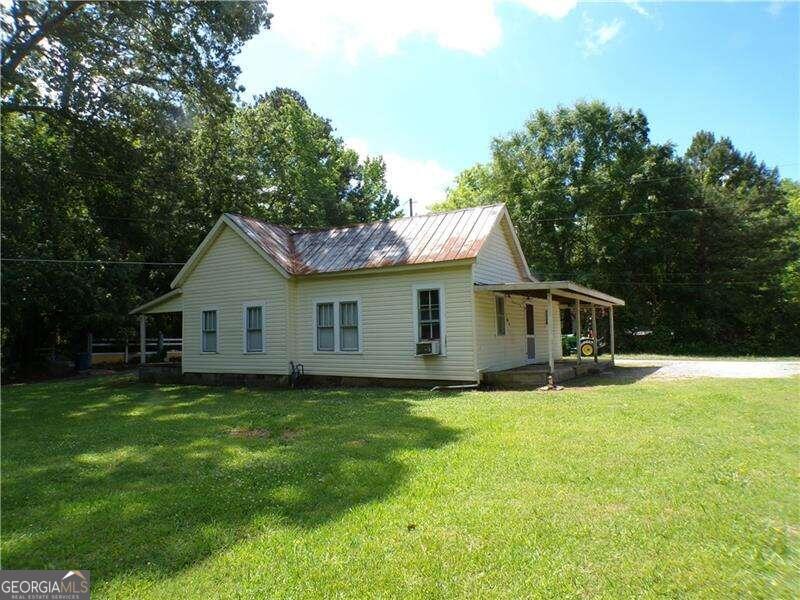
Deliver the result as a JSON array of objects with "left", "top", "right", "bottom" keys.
[{"left": 225, "top": 204, "right": 506, "bottom": 276}]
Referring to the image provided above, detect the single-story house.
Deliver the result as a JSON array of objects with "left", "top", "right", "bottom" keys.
[{"left": 131, "top": 204, "right": 624, "bottom": 386}]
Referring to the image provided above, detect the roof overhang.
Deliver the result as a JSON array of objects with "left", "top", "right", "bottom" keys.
[
  {"left": 476, "top": 281, "right": 625, "bottom": 307},
  {"left": 170, "top": 215, "right": 291, "bottom": 289},
  {"left": 129, "top": 289, "right": 182, "bottom": 315},
  {"left": 493, "top": 205, "right": 536, "bottom": 282}
]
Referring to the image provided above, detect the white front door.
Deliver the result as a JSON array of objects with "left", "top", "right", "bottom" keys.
[{"left": 525, "top": 302, "right": 536, "bottom": 363}]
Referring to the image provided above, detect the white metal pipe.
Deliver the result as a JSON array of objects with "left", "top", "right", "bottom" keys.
[
  {"left": 139, "top": 315, "right": 146, "bottom": 365},
  {"left": 575, "top": 299, "right": 581, "bottom": 365},
  {"left": 610, "top": 305, "right": 615, "bottom": 365},
  {"left": 547, "top": 291, "right": 554, "bottom": 373}
]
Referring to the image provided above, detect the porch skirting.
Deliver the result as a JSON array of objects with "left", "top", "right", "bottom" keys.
[{"left": 481, "top": 359, "right": 613, "bottom": 388}]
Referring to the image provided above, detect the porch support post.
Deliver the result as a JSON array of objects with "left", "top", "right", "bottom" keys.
[
  {"left": 139, "top": 315, "right": 146, "bottom": 365},
  {"left": 591, "top": 305, "right": 598, "bottom": 363},
  {"left": 575, "top": 299, "right": 581, "bottom": 365},
  {"left": 609, "top": 305, "right": 615, "bottom": 365},
  {"left": 546, "top": 290, "right": 554, "bottom": 374}
]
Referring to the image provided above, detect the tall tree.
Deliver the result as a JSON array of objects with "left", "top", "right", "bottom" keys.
[
  {"left": 433, "top": 102, "right": 798, "bottom": 354},
  {"left": 2, "top": 1, "right": 272, "bottom": 119},
  {"left": 187, "top": 89, "right": 400, "bottom": 229}
]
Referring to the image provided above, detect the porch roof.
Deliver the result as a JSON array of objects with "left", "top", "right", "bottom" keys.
[
  {"left": 475, "top": 281, "right": 624, "bottom": 307},
  {"left": 129, "top": 288, "right": 182, "bottom": 315}
]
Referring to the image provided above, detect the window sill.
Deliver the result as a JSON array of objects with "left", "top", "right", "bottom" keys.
[
  {"left": 242, "top": 351, "right": 266, "bottom": 355},
  {"left": 313, "top": 350, "right": 363, "bottom": 355}
]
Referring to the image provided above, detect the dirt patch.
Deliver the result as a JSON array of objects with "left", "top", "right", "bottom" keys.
[
  {"left": 229, "top": 427, "right": 270, "bottom": 438},
  {"left": 280, "top": 429, "right": 303, "bottom": 441}
]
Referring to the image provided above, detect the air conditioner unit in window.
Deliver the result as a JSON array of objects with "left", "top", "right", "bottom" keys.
[{"left": 415, "top": 340, "right": 441, "bottom": 356}]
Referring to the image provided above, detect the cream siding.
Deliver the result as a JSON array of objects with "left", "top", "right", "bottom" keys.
[
  {"left": 181, "top": 226, "right": 290, "bottom": 374},
  {"left": 473, "top": 217, "right": 527, "bottom": 284},
  {"left": 291, "top": 264, "right": 476, "bottom": 381},
  {"left": 474, "top": 291, "right": 562, "bottom": 372}
]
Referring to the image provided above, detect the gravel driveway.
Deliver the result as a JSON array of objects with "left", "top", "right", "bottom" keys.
[{"left": 614, "top": 359, "right": 800, "bottom": 380}]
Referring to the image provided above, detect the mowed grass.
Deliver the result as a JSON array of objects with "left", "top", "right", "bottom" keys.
[{"left": 2, "top": 372, "right": 798, "bottom": 598}]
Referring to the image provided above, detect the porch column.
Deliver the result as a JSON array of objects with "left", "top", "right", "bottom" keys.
[
  {"left": 139, "top": 315, "right": 146, "bottom": 365},
  {"left": 575, "top": 299, "right": 582, "bottom": 365},
  {"left": 546, "top": 290, "right": 554, "bottom": 374},
  {"left": 609, "top": 305, "right": 615, "bottom": 365},
  {"left": 591, "top": 305, "right": 598, "bottom": 363}
]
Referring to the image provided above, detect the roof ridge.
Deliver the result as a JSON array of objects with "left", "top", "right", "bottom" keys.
[{"left": 225, "top": 203, "right": 505, "bottom": 238}]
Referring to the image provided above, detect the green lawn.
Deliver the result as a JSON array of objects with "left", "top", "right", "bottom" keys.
[{"left": 2, "top": 373, "right": 798, "bottom": 598}]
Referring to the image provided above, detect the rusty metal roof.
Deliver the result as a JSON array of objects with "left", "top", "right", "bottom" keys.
[{"left": 225, "top": 204, "right": 506, "bottom": 276}]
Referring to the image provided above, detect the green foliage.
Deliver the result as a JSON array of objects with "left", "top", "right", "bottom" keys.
[
  {"left": 0, "top": 2, "right": 399, "bottom": 368},
  {"left": 780, "top": 179, "right": 800, "bottom": 302},
  {"left": 3, "top": 376, "right": 798, "bottom": 596},
  {"left": 437, "top": 101, "right": 799, "bottom": 354},
  {"left": 1, "top": 1, "right": 272, "bottom": 118},
  {"left": 187, "top": 89, "right": 399, "bottom": 229}
]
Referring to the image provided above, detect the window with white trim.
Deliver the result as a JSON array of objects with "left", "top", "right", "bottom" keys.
[
  {"left": 417, "top": 288, "right": 441, "bottom": 341},
  {"left": 201, "top": 309, "right": 217, "bottom": 352},
  {"left": 316, "top": 302, "right": 335, "bottom": 351},
  {"left": 315, "top": 299, "right": 362, "bottom": 353},
  {"left": 495, "top": 295, "right": 506, "bottom": 336},
  {"left": 339, "top": 301, "right": 359, "bottom": 351},
  {"left": 243, "top": 303, "right": 265, "bottom": 353}
]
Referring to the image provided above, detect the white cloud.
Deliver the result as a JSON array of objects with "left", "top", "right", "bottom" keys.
[
  {"left": 346, "top": 138, "right": 455, "bottom": 214},
  {"left": 582, "top": 17, "right": 624, "bottom": 55},
  {"left": 766, "top": 1, "right": 786, "bottom": 17},
  {"left": 623, "top": 0, "right": 650, "bottom": 18},
  {"left": 267, "top": 0, "right": 578, "bottom": 61}
]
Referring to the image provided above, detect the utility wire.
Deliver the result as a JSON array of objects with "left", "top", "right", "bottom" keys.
[
  {"left": 0, "top": 258, "right": 184, "bottom": 266},
  {"left": 10, "top": 161, "right": 797, "bottom": 226}
]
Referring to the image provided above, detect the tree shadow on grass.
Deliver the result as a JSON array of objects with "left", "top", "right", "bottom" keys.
[
  {"left": 563, "top": 365, "right": 663, "bottom": 388},
  {"left": 1, "top": 376, "right": 459, "bottom": 582}
]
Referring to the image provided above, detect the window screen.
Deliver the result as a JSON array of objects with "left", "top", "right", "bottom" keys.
[
  {"left": 417, "top": 289, "right": 441, "bottom": 341},
  {"left": 316, "top": 303, "right": 335, "bottom": 351},
  {"left": 245, "top": 305, "right": 263, "bottom": 352},
  {"left": 339, "top": 301, "right": 359, "bottom": 351},
  {"left": 202, "top": 310, "right": 217, "bottom": 352}
]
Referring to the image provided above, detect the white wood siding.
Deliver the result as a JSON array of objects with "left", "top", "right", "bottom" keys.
[
  {"left": 291, "top": 265, "right": 476, "bottom": 381},
  {"left": 473, "top": 218, "right": 527, "bottom": 284},
  {"left": 474, "top": 291, "right": 562, "bottom": 372},
  {"left": 181, "top": 226, "right": 290, "bottom": 374}
]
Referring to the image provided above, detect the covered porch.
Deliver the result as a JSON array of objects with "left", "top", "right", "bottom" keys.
[
  {"left": 129, "top": 289, "right": 183, "bottom": 374},
  {"left": 477, "top": 281, "right": 624, "bottom": 386}
]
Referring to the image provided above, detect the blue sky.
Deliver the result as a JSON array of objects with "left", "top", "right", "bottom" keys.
[{"left": 237, "top": 1, "right": 799, "bottom": 213}]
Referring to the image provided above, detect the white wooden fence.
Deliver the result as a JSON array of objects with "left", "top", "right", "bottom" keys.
[{"left": 89, "top": 335, "right": 181, "bottom": 364}]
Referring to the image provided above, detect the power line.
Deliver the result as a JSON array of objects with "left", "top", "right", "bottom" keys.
[
  {"left": 9, "top": 162, "right": 797, "bottom": 226},
  {"left": 530, "top": 207, "right": 704, "bottom": 223},
  {"left": 1, "top": 258, "right": 184, "bottom": 266},
  {"left": 0, "top": 258, "right": 786, "bottom": 287}
]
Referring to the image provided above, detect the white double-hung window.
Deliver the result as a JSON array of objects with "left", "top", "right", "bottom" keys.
[
  {"left": 339, "top": 301, "right": 359, "bottom": 351},
  {"left": 316, "top": 302, "right": 335, "bottom": 351},
  {"left": 413, "top": 284, "right": 446, "bottom": 354},
  {"left": 243, "top": 302, "right": 266, "bottom": 353},
  {"left": 314, "top": 299, "right": 361, "bottom": 353},
  {"left": 201, "top": 308, "right": 218, "bottom": 353}
]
